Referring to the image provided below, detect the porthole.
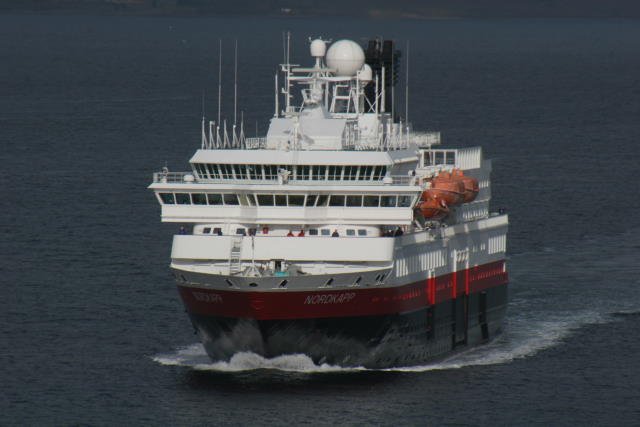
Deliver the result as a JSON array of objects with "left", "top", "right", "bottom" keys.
[{"left": 249, "top": 282, "right": 258, "bottom": 288}]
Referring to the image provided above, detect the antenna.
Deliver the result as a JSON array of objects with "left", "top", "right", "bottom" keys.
[
  {"left": 405, "top": 40, "right": 409, "bottom": 123},
  {"left": 217, "top": 39, "right": 222, "bottom": 127},
  {"left": 234, "top": 39, "right": 238, "bottom": 126}
]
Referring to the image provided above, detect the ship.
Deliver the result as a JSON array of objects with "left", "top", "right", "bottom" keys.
[{"left": 149, "top": 37, "right": 508, "bottom": 368}]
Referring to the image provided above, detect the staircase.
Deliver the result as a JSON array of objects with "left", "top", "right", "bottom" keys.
[{"left": 228, "top": 236, "right": 243, "bottom": 275}]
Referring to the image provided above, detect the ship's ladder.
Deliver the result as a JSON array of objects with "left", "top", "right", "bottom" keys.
[{"left": 228, "top": 236, "right": 243, "bottom": 275}]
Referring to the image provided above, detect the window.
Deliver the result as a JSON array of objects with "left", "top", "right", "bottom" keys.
[
  {"left": 363, "top": 195, "right": 379, "bottom": 207},
  {"left": 265, "top": 165, "right": 278, "bottom": 180},
  {"left": 297, "top": 165, "right": 310, "bottom": 180},
  {"left": 248, "top": 164, "right": 261, "bottom": 180},
  {"left": 328, "top": 166, "right": 340, "bottom": 180},
  {"left": 346, "top": 229, "right": 355, "bottom": 236},
  {"left": 191, "top": 193, "right": 207, "bottom": 205},
  {"left": 309, "top": 229, "right": 318, "bottom": 236},
  {"left": 288, "top": 195, "right": 305, "bottom": 206},
  {"left": 257, "top": 194, "right": 274, "bottom": 206},
  {"left": 235, "top": 164, "right": 247, "bottom": 179},
  {"left": 213, "top": 227, "right": 222, "bottom": 235},
  {"left": 207, "top": 194, "right": 223, "bottom": 205},
  {"left": 159, "top": 193, "right": 175, "bottom": 204},
  {"left": 358, "top": 166, "right": 373, "bottom": 180},
  {"left": 236, "top": 228, "right": 246, "bottom": 235},
  {"left": 223, "top": 194, "right": 239, "bottom": 205},
  {"left": 358, "top": 229, "right": 367, "bottom": 236},
  {"left": 175, "top": 193, "right": 190, "bottom": 205},
  {"left": 329, "top": 195, "right": 345, "bottom": 206},
  {"left": 321, "top": 229, "right": 330, "bottom": 236},
  {"left": 434, "top": 152, "right": 445, "bottom": 165},
  {"left": 380, "top": 195, "right": 397, "bottom": 207},
  {"left": 344, "top": 166, "right": 357, "bottom": 180},
  {"left": 446, "top": 152, "right": 455, "bottom": 165},
  {"left": 316, "top": 195, "right": 329, "bottom": 206},
  {"left": 398, "top": 195, "right": 412, "bottom": 207},
  {"left": 313, "top": 165, "right": 326, "bottom": 180},
  {"left": 203, "top": 227, "right": 211, "bottom": 234},
  {"left": 275, "top": 194, "right": 287, "bottom": 206},
  {"left": 208, "top": 164, "right": 220, "bottom": 179},
  {"left": 346, "top": 195, "right": 362, "bottom": 207},
  {"left": 306, "top": 195, "right": 318, "bottom": 206}
]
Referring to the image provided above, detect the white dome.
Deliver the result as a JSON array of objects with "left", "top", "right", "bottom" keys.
[
  {"left": 357, "top": 63, "right": 373, "bottom": 82},
  {"left": 326, "top": 39, "right": 365, "bottom": 77},
  {"left": 310, "top": 39, "right": 326, "bottom": 58}
]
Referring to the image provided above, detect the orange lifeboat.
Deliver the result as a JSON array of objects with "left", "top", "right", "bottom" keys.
[
  {"left": 417, "top": 193, "right": 449, "bottom": 220},
  {"left": 452, "top": 169, "right": 479, "bottom": 203},
  {"left": 428, "top": 171, "right": 465, "bottom": 205}
]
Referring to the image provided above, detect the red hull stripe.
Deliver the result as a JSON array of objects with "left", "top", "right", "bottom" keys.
[{"left": 178, "top": 260, "right": 508, "bottom": 320}]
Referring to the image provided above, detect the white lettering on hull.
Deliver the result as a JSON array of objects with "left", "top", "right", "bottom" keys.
[{"left": 304, "top": 292, "right": 356, "bottom": 305}]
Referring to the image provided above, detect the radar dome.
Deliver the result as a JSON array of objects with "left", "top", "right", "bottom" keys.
[
  {"left": 326, "top": 40, "right": 365, "bottom": 77},
  {"left": 310, "top": 39, "right": 327, "bottom": 58},
  {"left": 357, "top": 63, "right": 373, "bottom": 82}
]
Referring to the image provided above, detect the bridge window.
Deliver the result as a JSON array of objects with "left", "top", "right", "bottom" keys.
[
  {"left": 344, "top": 166, "right": 358, "bottom": 180},
  {"left": 247, "top": 164, "right": 261, "bottom": 180},
  {"left": 358, "top": 166, "right": 373, "bottom": 180},
  {"left": 296, "top": 165, "right": 310, "bottom": 180},
  {"left": 223, "top": 194, "right": 239, "bottom": 205},
  {"left": 328, "top": 165, "right": 340, "bottom": 180},
  {"left": 175, "top": 193, "right": 190, "bottom": 205},
  {"left": 398, "top": 195, "right": 412, "bottom": 207},
  {"left": 236, "top": 164, "right": 247, "bottom": 180},
  {"left": 363, "top": 195, "right": 379, "bottom": 207},
  {"left": 207, "top": 194, "right": 223, "bottom": 205},
  {"left": 190, "top": 194, "right": 206, "bottom": 205},
  {"left": 313, "top": 165, "right": 326, "bottom": 180},
  {"left": 275, "top": 194, "right": 287, "bottom": 206},
  {"left": 288, "top": 195, "right": 305, "bottom": 206},
  {"left": 316, "top": 195, "right": 329, "bottom": 206},
  {"left": 346, "top": 195, "right": 362, "bottom": 207},
  {"left": 257, "top": 194, "right": 274, "bottom": 206},
  {"left": 159, "top": 193, "right": 175, "bottom": 204},
  {"left": 306, "top": 194, "right": 318, "bottom": 206},
  {"left": 265, "top": 165, "right": 278, "bottom": 180},
  {"left": 329, "top": 195, "right": 345, "bottom": 206},
  {"left": 380, "top": 195, "right": 397, "bottom": 207}
]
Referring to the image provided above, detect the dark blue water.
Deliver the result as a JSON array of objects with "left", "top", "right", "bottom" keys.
[{"left": 2, "top": 14, "right": 640, "bottom": 425}]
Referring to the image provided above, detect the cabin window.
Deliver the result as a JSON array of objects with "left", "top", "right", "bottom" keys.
[
  {"left": 398, "top": 195, "right": 412, "bottom": 207},
  {"left": 213, "top": 227, "right": 222, "bottom": 235},
  {"left": 321, "top": 229, "right": 331, "bottom": 236},
  {"left": 329, "top": 195, "right": 345, "bottom": 207},
  {"left": 346, "top": 229, "right": 355, "bottom": 236},
  {"left": 236, "top": 228, "right": 246, "bottom": 236},
  {"left": 265, "top": 165, "right": 278, "bottom": 180},
  {"left": 358, "top": 229, "right": 367, "bottom": 236},
  {"left": 363, "top": 195, "right": 379, "bottom": 207},
  {"left": 159, "top": 193, "right": 175, "bottom": 204},
  {"left": 203, "top": 227, "right": 211, "bottom": 234},
  {"left": 288, "top": 195, "right": 305, "bottom": 206},
  {"left": 275, "top": 194, "right": 287, "bottom": 206},
  {"left": 380, "top": 195, "right": 397, "bottom": 207},
  {"left": 175, "top": 193, "right": 190, "bottom": 205},
  {"left": 207, "top": 193, "right": 223, "bottom": 205},
  {"left": 257, "top": 194, "right": 274, "bottom": 206},
  {"left": 309, "top": 229, "right": 318, "bottom": 236},
  {"left": 223, "top": 194, "right": 240, "bottom": 205},
  {"left": 191, "top": 193, "right": 207, "bottom": 205},
  {"left": 243, "top": 194, "right": 256, "bottom": 206},
  {"left": 316, "top": 195, "right": 329, "bottom": 206},
  {"left": 306, "top": 195, "right": 318, "bottom": 206},
  {"left": 346, "top": 195, "right": 362, "bottom": 207},
  {"left": 446, "top": 152, "right": 456, "bottom": 165},
  {"left": 434, "top": 152, "right": 445, "bottom": 165}
]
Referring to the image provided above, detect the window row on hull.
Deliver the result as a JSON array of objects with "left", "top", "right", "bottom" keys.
[
  {"left": 192, "top": 163, "right": 388, "bottom": 182},
  {"left": 158, "top": 192, "right": 415, "bottom": 208}
]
